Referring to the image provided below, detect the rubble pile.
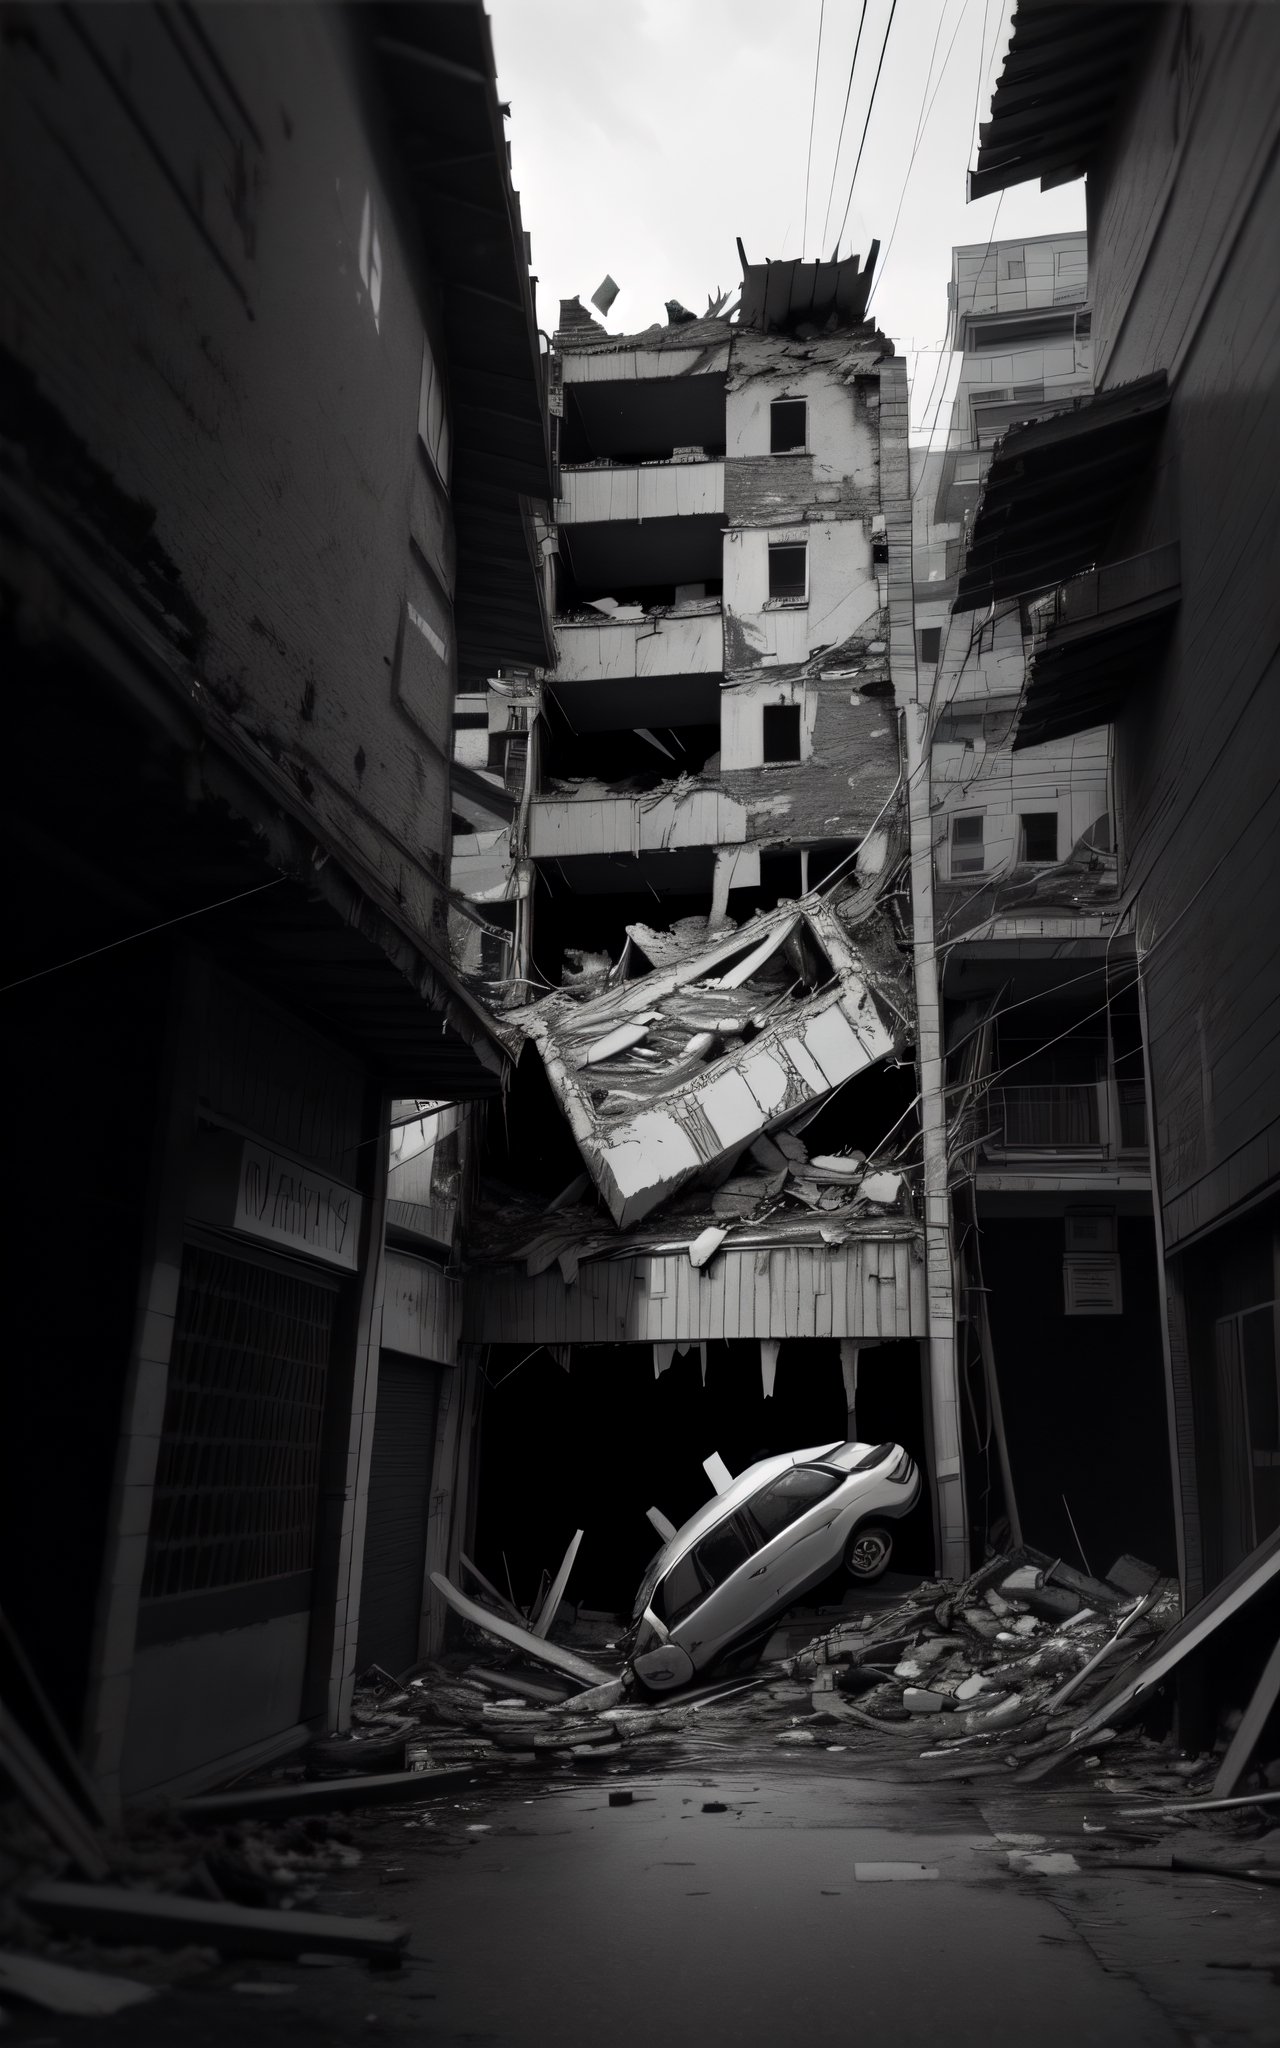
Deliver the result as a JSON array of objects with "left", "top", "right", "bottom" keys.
[{"left": 784, "top": 1550, "right": 1182, "bottom": 1782}]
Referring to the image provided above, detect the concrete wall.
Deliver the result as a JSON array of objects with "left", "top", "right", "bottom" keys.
[{"left": 0, "top": 3, "right": 458, "bottom": 936}]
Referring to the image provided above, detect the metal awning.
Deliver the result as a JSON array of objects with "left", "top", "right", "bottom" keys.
[
  {"left": 1014, "top": 544, "right": 1181, "bottom": 749},
  {"left": 371, "top": 4, "right": 553, "bottom": 687},
  {"left": 953, "top": 373, "right": 1170, "bottom": 613},
  {"left": 969, "top": 2, "right": 1155, "bottom": 201}
]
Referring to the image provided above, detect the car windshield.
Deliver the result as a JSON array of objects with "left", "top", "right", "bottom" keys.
[{"left": 746, "top": 1464, "right": 843, "bottom": 1542}]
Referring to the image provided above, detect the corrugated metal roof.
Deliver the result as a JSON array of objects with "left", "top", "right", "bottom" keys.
[
  {"left": 953, "top": 372, "right": 1170, "bottom": 613},
  {"left": 737, "top": 248, "right": 881, "bottom": 333},
  {"left": 969, "top": 2, "right": 1156, "bottom": 202}
]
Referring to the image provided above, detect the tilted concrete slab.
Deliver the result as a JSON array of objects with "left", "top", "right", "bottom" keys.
[{"left": 518, "top": 900, "right": 904, "bottom": 1228}]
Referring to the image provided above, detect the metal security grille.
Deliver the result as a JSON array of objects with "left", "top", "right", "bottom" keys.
[{"left": 142, "top": 1242, "right": 335, "bottom": 1600}]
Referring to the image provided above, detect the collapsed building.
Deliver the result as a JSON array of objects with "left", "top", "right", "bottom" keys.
[{"left": 438, "top": 247, "right": 973, "bottom": 1613}]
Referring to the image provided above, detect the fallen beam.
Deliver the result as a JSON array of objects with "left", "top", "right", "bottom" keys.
[
  {"left": 176, "top": 1764, "right": 485, "bottom": 1824},
  {"left": 465, "top": 1666, "right": 578, "bottom": 1704},
  {"left": 430, "top": 1572, "right": 616, "bottom": 1686},
  {"left": 460, "top": 1552, "right": 527, "bottom": 1625},
  {"left": 22, "top": 1882, "right": 409, "bottom": 1961},
  {"left": 533, "top": 1529, "right": 583, "bottom": 1638}
]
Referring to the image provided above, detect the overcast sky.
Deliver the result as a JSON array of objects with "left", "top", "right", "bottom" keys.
[{"left": 487, "top": 0, "right": 1085, "bottom": 442}]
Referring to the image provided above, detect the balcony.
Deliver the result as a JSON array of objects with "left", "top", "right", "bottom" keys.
[
  {"left": 559, "top": 459, "right": 724, "bottom": 526},
  {"left": 1016, "top": 543, "right": 1181, "bottom": 750},
  {"left": 528, "top": 781, "right": 748, "bottom": 860},
  {"left": 985, "top": 1079, "right": 1148, "bottom": 1158}
]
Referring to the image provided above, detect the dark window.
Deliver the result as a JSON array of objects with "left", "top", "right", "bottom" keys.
[
  {"left": 142, "top": 1243, "right": 335, "bottom": 1600},
  {"left": 486, "top": 733, "right": 507, "bottom": 771},
  {"left": 770, "top": 399, "right": 807, "bottom": 453},
  {"left": 762, "top": 704, "right": 802, "bottom": 763},
  {"left": 452, "top": 711, "right": 488, "bottom": 729},
  {"left": 918, "top": 626, "right": 942, "bottom": 665},
  {"left": 950, "top": 811, "right": 984, "bottom": 874},
  {"left": 1021, "top": 812, "right": 1058, "bottom": 863},
  {"left": 746, "top": 1466, "right": 843, "bottom": 1543},
  {"left": 693, "top": 1515, "right": 755, "bottom": 1590},
  {"left": 653, "top": 1551, "right": 705, "bottom": 1628},
  {"left": 768, "top": 544, "right": 807, "bottom": 601}
]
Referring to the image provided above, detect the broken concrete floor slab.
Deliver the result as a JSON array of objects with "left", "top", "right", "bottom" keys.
[{"left": 511, "top": 898, "right": 906, "bottom": 1227}]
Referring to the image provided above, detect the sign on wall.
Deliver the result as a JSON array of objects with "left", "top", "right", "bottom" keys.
[{"left": 188, "top": 1130, "right": 363, "bottom": 1273}]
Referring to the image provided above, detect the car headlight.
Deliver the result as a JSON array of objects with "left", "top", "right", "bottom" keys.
[{"left": 888, "top": 1449, "right": 914, "bottom": 1485}]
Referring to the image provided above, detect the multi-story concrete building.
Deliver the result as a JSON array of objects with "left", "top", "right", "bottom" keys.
[
  {"left": 910, "top": 232, "right": 1174, "bottom": 1576},
  {"left": 455, "top": 255, "right": 976, "bottom": 1606}
]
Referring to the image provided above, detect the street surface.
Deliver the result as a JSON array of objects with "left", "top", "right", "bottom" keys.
[{"left": 20, "top": 1747, "right": 1278, "bottom": 2048}]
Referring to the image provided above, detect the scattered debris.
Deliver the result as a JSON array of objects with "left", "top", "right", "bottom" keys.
[
  {"left": 21, "top": 1883, "right": 409, "bottom": 1963},
  {"left": 0, "top": 1952, "right": 155, "bottom": 2017}
]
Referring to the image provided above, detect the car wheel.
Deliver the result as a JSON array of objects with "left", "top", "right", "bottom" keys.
[{"left": 845, "top": 1524, "right": 893, "bottom": 1580}]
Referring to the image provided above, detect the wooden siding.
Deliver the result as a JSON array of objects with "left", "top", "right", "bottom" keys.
[
  {"left": 1092, "top": 6, "right": 1280, "bottom": 1249},
  {"left": 382, "top": 1250, "right": 461, "bottom": 1367},
  {"left": 462, "top": 1237, "right": 925, "bottom": 1346}
]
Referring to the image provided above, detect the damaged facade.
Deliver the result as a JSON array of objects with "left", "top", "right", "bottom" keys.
[{"left": 455, "top": 250, "right": 972, "bottom": 1605}]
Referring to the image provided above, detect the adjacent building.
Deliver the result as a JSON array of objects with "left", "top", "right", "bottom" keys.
[
  {"left": 963, "top": 1, "right": 1280, "bottom": 1654},
  {"left": 0, "top": 1, "right": 549, "bottom": 1806}
]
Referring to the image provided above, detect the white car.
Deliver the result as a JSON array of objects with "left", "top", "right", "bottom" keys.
[{"left": 626, "top": 1440, "right": 920, "bottom": 1693}]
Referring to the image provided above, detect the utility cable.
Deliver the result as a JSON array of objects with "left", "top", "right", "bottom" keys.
[
  {"left": 819, "top": 0, "right": 869, "bottom": 255},
  {"left": 833, "top": 0, "right": 899, "bottom": 255},
  {"left": 801, "top": 0, "right": 826, "bottom": 258},
  {"left": 866, "top": 0, "right": 974, "bottom": 318},
  {"left": 0, "top": 875, "right": 287, "bottom": 995}
]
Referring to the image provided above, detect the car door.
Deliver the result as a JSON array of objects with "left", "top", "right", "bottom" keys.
[
  {"left": 741, "top": 1466, "right": 848, "bottom": 1606},
  {"left": 674, "top": 1512, "right": 767, "bottom": 1669}
]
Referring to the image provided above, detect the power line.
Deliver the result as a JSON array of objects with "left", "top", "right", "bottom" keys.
[
  {"left": 819, "top": 0, "right": 869, "bottom": 255},
  {"left": 801, "top": 0, "right": 826, "bottom": 258},
  {"left": 0, "top": 876, "right": 287, "bottom": 996},
  {"left": 833, "top": 0, "right": 899, "bottom": 254},
  {"left": 866, "top": 0, "right": 975, "bottom": 318}
]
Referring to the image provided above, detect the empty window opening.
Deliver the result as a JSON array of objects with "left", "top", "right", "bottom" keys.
[
  {"left": 770, "top": 399, "right": 808, "bottom": 454},
  {"left": 1021, "top": 813, "right": 1058, "bottom": 864},
  {"left": 950, "top": 812, "right": 985, "bottom": 875},
  {"left": 768, "top": 544, "right": 807, "bottom": 603},
  {"left": 918, "top": 626, "right": 942, "bottom": 666},
  {"left": 452, "top": 710, "right": 488, "bottom": 730},
  {"left": 762, "top": 703, "right": 802, "bottom": 763}
]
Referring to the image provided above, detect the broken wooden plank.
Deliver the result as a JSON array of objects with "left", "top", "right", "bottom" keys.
[
  {"left": 0, "top": 1951, "right": 155, "bottom": 2017},
  {"left": 22, "top": 1882, "right": 409, "bottom": 1961},
  {"left": 1071, "top": 1528, "right": 1280, "bottom": 1742},
  {"left": 1211, "top": 1632, "right": 1280, "bottom": 1800},
  {"left": 0, "top": 1703, "right": 109, "bottom": 1881},
  {"left": 1045, "top": 1589, "right": 1160, "bottom": 1716},
  {"left": 703, "top": 1452, "right": 734, "bottom": 1496},
  {"left": 460, "top": 1552, "right": 527, "bottom": 1625},
  {"left": 646, "top": 1506, "right": 678, "bottom": 1544},
  {"left": 176, "top": 1764, "right": 486, "bottom": 1825},
  {"left": 0, "top": 1604, "right": 110, "bottom": 1830},
  {"left": 430, "top": 1573, "right": 615, "bottom": 1686},
  {"left": 465, "top": 1667, "right": 578, "bottom": 1705},
  {"left": 533, "top": 1530, "right": 583, "bottom": 1639}
]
